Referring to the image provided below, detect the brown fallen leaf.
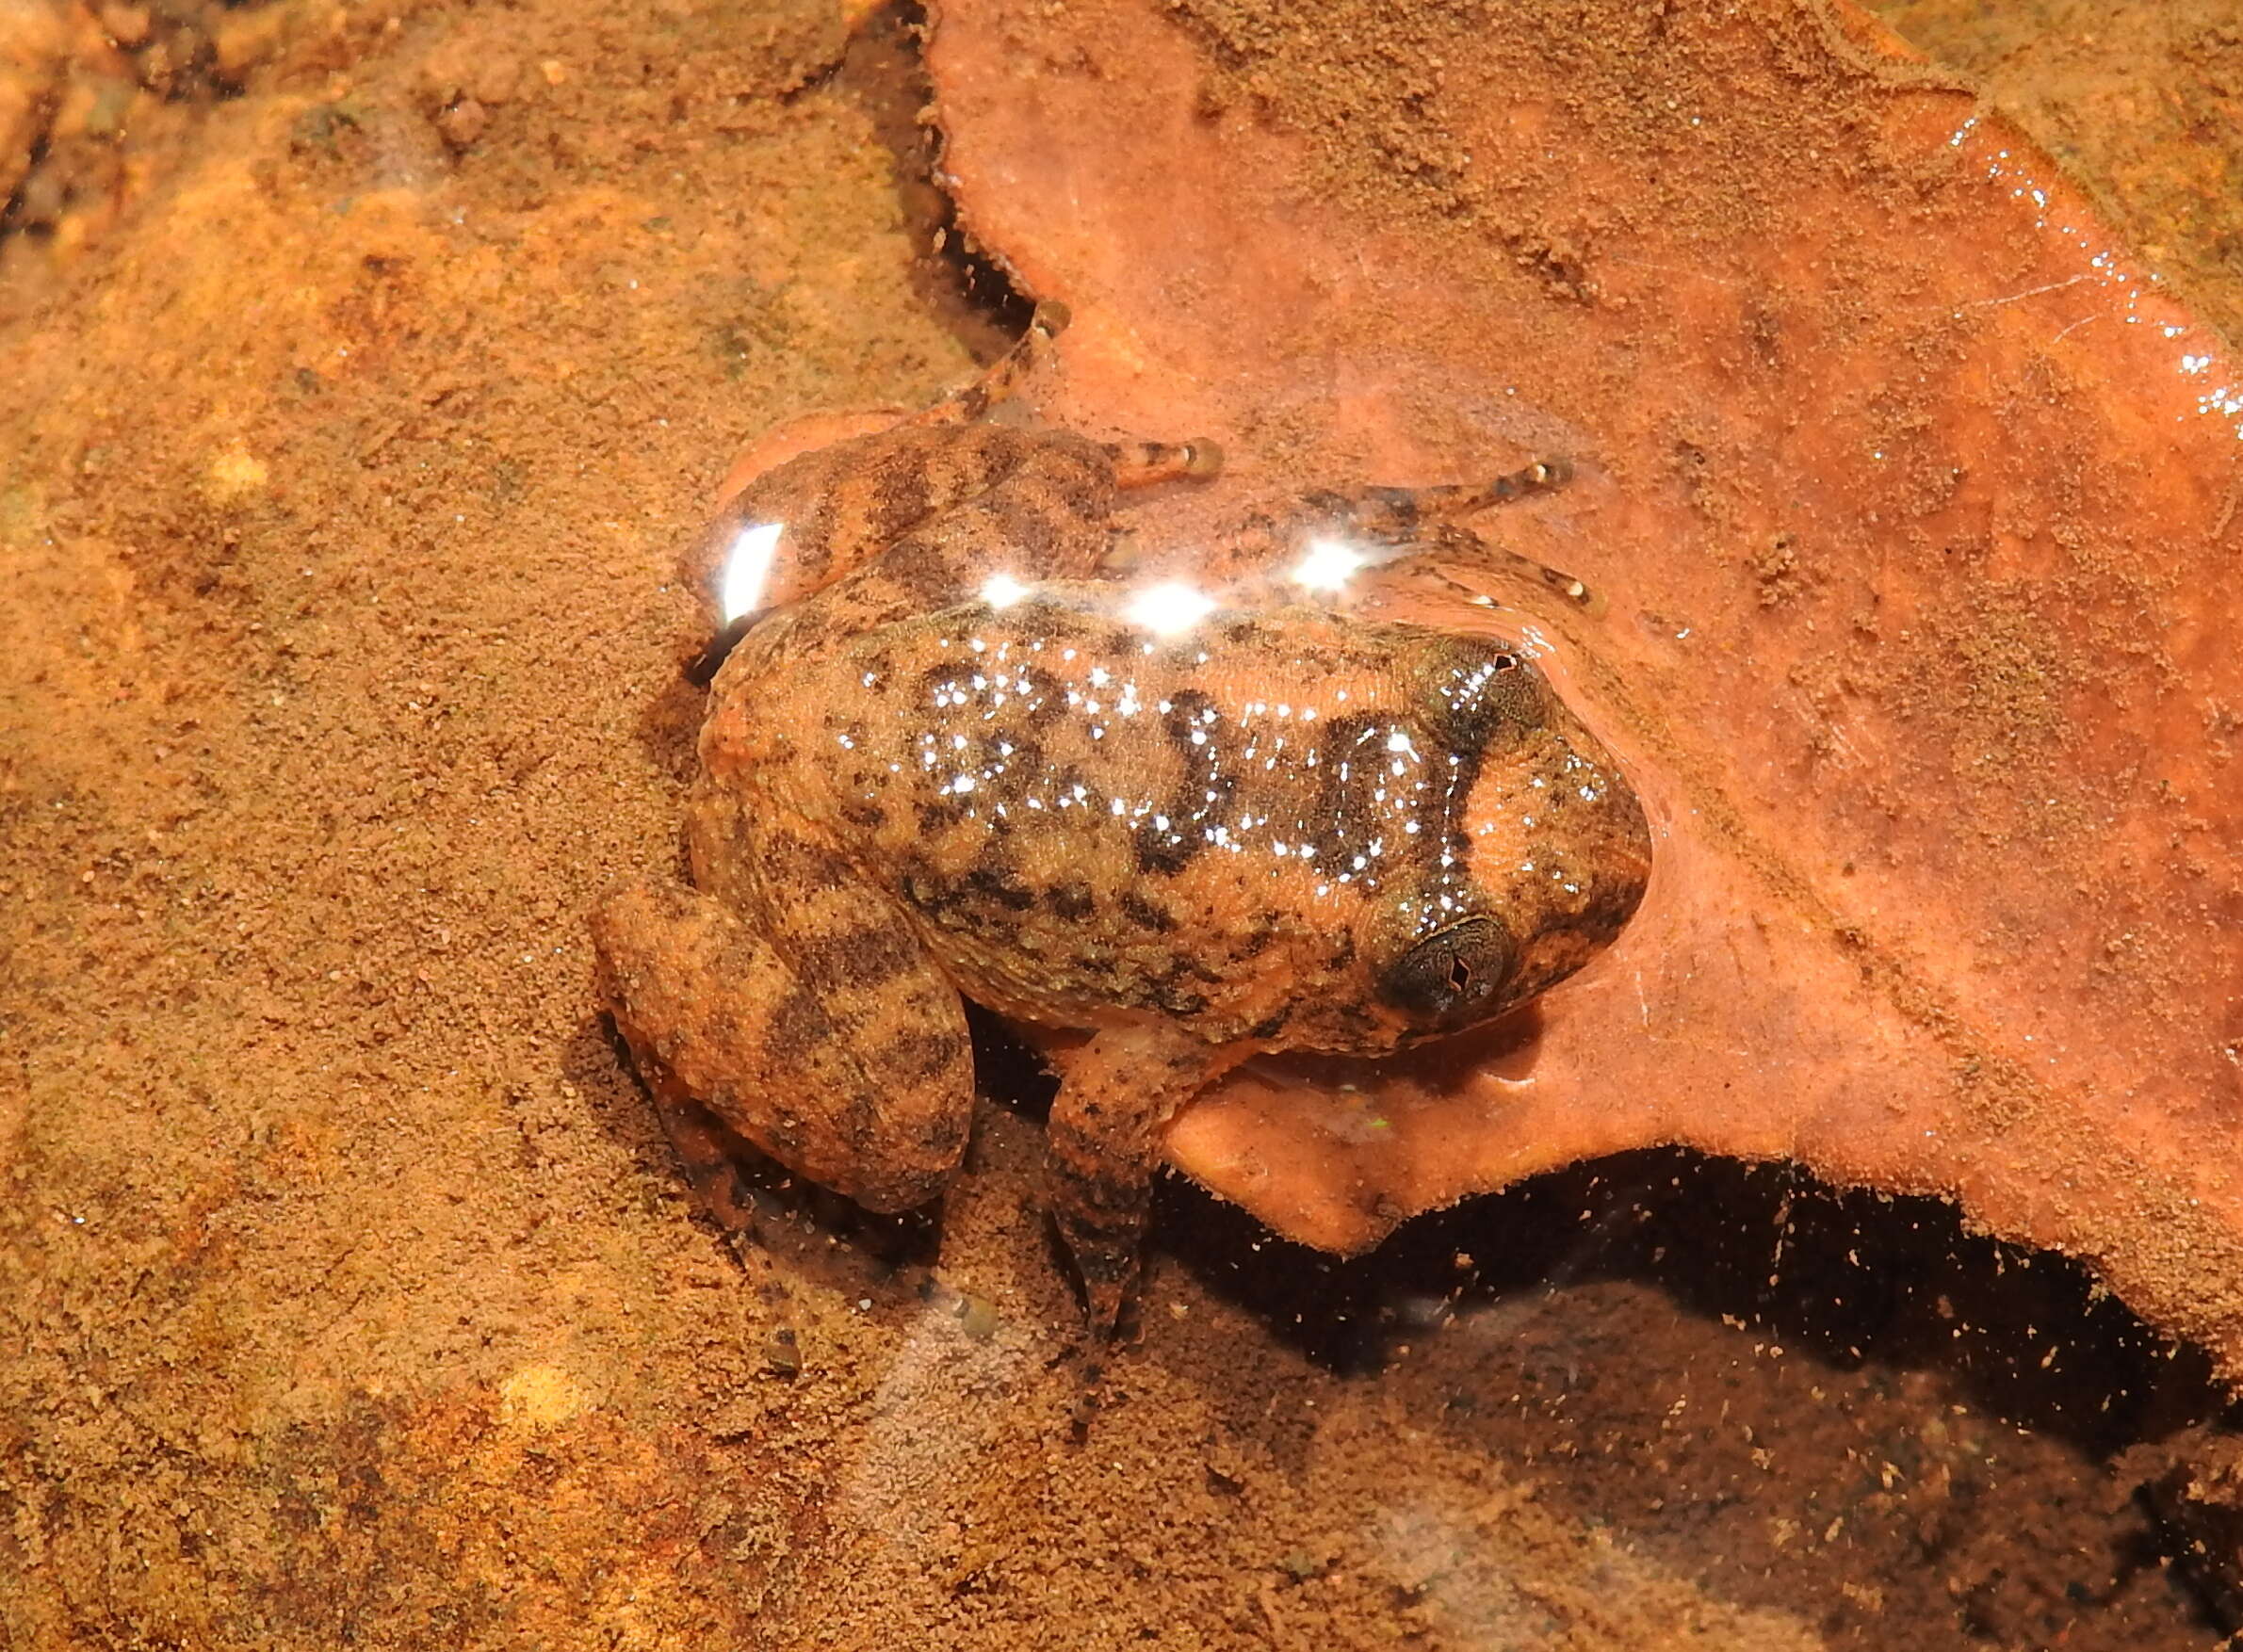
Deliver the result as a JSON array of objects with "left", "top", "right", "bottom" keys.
[{"left": 925, "top": 0, "right": 2243, "bottom": 1366}]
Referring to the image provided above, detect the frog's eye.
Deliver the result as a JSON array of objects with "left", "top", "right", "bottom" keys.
[{"left": 1377, "top": 915, "right": 1519, "bottom": 1030}]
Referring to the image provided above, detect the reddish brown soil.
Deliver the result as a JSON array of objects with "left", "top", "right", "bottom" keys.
[{"left": 2, "top": 0, "right": 2240, "bottom": 1646}]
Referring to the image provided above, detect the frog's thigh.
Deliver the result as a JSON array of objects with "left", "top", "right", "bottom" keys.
[
  {"left": 591, "top": 881, "right": 972, "bottom": 1214},
  {"left": 1045, "top": 1023, "right": 1245, "bottom": 1336},
  {"left": 867, "top": 436, "right": 1118, "bottom": 599}
]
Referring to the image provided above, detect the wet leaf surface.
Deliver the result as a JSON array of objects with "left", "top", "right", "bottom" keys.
[{"left": 927, "top": 0, "right": 2243, "bottom": 1364}]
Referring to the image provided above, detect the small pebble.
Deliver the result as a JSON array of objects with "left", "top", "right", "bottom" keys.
[
  {"left": 435, "top": 99, "right": 488, "bottom": 154},
  {"left": 956, "top": 1293, "right": 1000, "bottom": 1341},
  {"left": 762, "top": 1326, "right": 801, "bottom": 1378},
  {"left": 99, "top": 5, "right": 150, "bottom": 48}
]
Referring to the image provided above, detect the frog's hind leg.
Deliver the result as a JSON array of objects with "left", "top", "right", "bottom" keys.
[
  {"left": 790, "top": 428, "right": 1226, "bottom": 640},
  {"left": 689, "top": 422, "right": 1067, "bottom": 676},
  {"left": 592, "top": 879, "right": 975, "bottom": 1216},
  {"left": 687, "top": 301, "right": 1072, "bottom": 665},
  {"left": 1044, "top": 1023, "right": 1246, "bottom": 1340}
]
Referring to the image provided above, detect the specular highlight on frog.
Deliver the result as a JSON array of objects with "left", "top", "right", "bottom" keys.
[{"left": 591, "top": 306, "right": 1653, "bottom": 1336}]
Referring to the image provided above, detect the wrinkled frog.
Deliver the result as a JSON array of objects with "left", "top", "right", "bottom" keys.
[{"left": 591, "top": 308, "right": 1652, "bottom": 1335}]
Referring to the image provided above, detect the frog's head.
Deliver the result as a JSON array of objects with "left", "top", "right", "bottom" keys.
[{"left": 1368, "top": 640, "right": 1651, "bottom": 1040}]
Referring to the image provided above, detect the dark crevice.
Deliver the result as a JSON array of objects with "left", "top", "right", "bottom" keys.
[
  {"left": 1157, "top": 1148, "right": 2226, "bottom": 1448},
  {"left": 831, "top": 0, "right": 1034, "bottom": 364},
  {"left": 1, "top": 4, "right": 268, "bottom": 259},
  {"left": 0, "top": 127, "right": 55, "bottom": 251},
  {"left": 1152, "top": 1146, "right": 2243, "bottom": 1632}
]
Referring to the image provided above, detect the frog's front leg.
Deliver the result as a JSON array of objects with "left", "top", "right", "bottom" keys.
[
  {"left": 1044, "top": 1023, "right": 1251, "bottom": 1338},
  {"left": 591, "top": 875, "right": 975, "bottom": 1217}
]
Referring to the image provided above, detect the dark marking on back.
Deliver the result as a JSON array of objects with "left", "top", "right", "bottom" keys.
[
  {"left": 915, "top": 796, "right": 969, "bottom": 834},
  {"left": 870, "top": 453, "right": 933, "bottom": 534},
  {"left": 1118, "top": 892, "right": 1176, "bottom": 933},
  {"left": 984, "top": 735, "right": 1045, "bottom": 805},
  {"left": 763, "top": 980, "right": 830, "bottom": 1065},
  {"left": 900, "top": 870, "right": 945, "bottom": 919},
  {"left": 1049, "top": 764, "right": 1110, "bottom": 823},
  {"left": 790, "top": 489, "right": 844, "bottom": 591},
  {"left": 981, "top": 596, "right": 1097, "bottom": 660},
  {"left": 1148, "top": 955, "right": 1221, "bottom": 1018},
  {"left": 900, "top": 862, "right": 1037, "bottom": 942},
  {"left": 877, "top": 534, "right": 961, "bottom": 603},
  {"left": 1396, "top": 647, "right": 1523, "bottom": 935},
  {"left": 1304, "top": 715, "right": 1389, "bottom": 885},
  {"left": 964, "top": 864, "right": 1038, "bottom": 912},
  {"left": 1020, "top": 663, "right": 1076, "bottom": 729},
  {"left": 857, "top": 644, "right": 898, "bottom": 696},
  {"left": 1135, "top": 688, "right": 1232, "bottom": 877},
  {"left": 996, "top": 496, "right": 1063, "bottom": 564},
  {"left": 758, "top": 831, "right": 854, "bottom": 893},
  {"left": 1047, "top": 879, "right": 1097, "bottom": 920}
]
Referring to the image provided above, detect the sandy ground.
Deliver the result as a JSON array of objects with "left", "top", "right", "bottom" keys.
[{"left": 3, "top": 0, "right": 2242, "bottom": 1646}]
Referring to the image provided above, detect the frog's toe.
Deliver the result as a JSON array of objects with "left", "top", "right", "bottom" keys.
[{"left": 1060, "top": 1218, "right": 1142, "bottom": 1344}]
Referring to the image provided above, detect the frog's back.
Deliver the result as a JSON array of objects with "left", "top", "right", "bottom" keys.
[{"left": 719, "top": 584, "right": 1645, "bottom": 1054}]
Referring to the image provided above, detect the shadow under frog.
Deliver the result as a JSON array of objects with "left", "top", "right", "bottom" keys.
[{"left": 590, "top": 308, "right": 1652, "bottom": 1336}]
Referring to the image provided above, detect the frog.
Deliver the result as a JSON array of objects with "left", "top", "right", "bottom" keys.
[{"left": 591, "top": 305, "right": 1653, "bottom": 1336}]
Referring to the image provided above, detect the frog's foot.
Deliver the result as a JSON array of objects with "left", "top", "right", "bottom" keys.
[
  {"left": 1301, "top": 456, "right": 1572, "bottom": 543},
  {"left": 1351, "top": 532, "right": 1602, "bottom": 615},
  {"left": 590, "top": 881, "right": 975, "bottom": 1215},
  {"left": 1287, "top": 459, "right": 1599, "bottom": 614},
  {"left": 911, "top": 300, "right": 1071, "bottom": 428},
  {"left": 1403, "top": 455, "right": 1572, "bottom": 517},
  {"left": 1044, "top": 1022, "right": 1247, "bottom": 1339}
]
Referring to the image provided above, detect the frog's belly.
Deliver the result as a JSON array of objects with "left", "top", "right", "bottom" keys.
[{"left": 770, "top": 593, "right": 1503, "bottom": 1052}]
